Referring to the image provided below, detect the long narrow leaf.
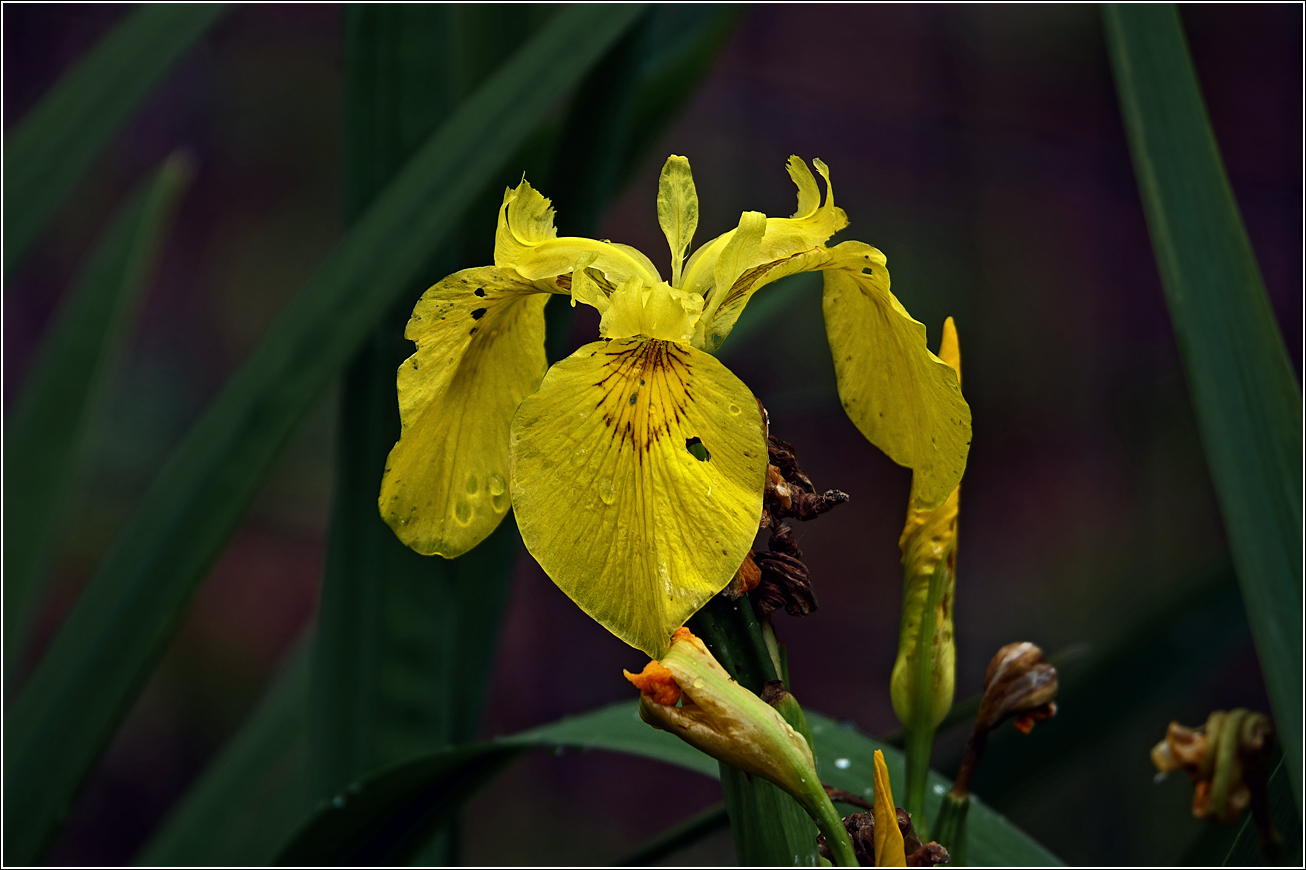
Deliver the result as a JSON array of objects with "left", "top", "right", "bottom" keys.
[
  {"left": 277, "top": 703, "right": 1060, "bottom": 865},
  {"left": 135, "top": 640, "right": 313, "bottom": 866},
  {"left": 3, "top": 5, "right": 225, "bottom": 277},
  {"left": 2, "top": 7, "right": 648, "bottom": 863},
  {"left": 1103, "top": 3, "right": 1303, "bottom": 810},
  {"left": 3, "top": 154, "right": 192, "bottom": 673}
]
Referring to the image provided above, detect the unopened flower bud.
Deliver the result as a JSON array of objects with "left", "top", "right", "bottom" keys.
[
  {"left": 890, "top": 318, "right": 961, "bottom": 735},
  {"left": 624, "top": 627, "right": 817, "bottom": 801},
  {"left": 625, "top": 628, "right": 859, "bottom": 865}
]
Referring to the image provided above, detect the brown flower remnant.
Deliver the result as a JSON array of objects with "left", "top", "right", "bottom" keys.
[
  {"left": 1151, "top": 709, "right": 1275, "bottom": 829},
  {"left": 952, "top": 642, "right": 1059, "bottom": 799},
  {"left": 815, "top": 805, "right": 952, "bottom": 866}
]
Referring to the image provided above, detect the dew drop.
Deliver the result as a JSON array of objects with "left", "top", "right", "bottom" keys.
[
  {"left": 454, "top": 501, "right": 472, "bottom": 524},
  {"left": 598, "top": 480, "right": 615, "bottom": 504},
  {"left": 465, "top": 474, "right": 479, "bottom": 494},
  {"left": 933, "top": 783, "right": 947, "bottom": 795},
  {"left": 728, "top": 403, "right": 741, "bottom": 415},
  {"left": 692, "top": 677, "right": 705, "bottom": 689},
  {"left": 488, "top": 474, "right": 507, "bottom": 496},
  {"left": 834, "top": 757, "right": 851, "bottom": 770}
]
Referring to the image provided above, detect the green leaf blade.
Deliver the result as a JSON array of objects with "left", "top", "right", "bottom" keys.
[
  {"left": 1103, "top": 3, "right": 1303, "bottom": 810},
  {"left": 3, "top": 5, "right": 226, "bottom": 277},
  {"left": 2, "top": 7, "right": 648, "bottom": 863},
  {"left": 275, "top": 702, "right": 1060, "bottom": 865},
  {"left": 4, "top": 154, "right": 193, "bottom": 672}
]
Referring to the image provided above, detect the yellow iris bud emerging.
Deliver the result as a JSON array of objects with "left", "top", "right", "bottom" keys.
[{"left": 890, "top": 318, "right": 962, "bottom": 733}]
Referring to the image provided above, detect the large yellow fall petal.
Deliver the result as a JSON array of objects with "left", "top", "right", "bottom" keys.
[
  {"left": 494, "top": 179, "right": 661, "bottom": 287},
  {"left": 821, "top": 242, "right": 970, "bottom": 510},
  {"left": 379, "top": 266, "right": 549, "bottom": 557},
  {"left": 509, "top": 338, "right": 768, "bottom": 657}
]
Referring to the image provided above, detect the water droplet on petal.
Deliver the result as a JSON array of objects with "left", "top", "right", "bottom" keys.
[
  {"left": 728, "top": 403, "right": 741, "bottom": 415},
  {"left": 598, "top": 480, "right": 615, "bottom": 504},
  {"left": 488, "top": 474, "right": 507, "bottom": 496},
  {"left": 692, "top": 677, "right": 705, "bottom": 689},
  {"left": 454, "top": 501, "right": 472, "bottom": 524},
  {"left": 465, "top": 474, "right": 479, "bottom": 494},
  {"left": 834, "top": 757, "right": 851, "bottom": 769}
]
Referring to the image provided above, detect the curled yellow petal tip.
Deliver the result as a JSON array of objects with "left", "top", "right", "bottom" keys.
[{"left": 872, "top": 750, "right": 907, "bottom": 867}]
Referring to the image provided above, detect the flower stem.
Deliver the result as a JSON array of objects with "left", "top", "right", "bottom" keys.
[{"left": 903, "top": 724, "right": 935, "bottom": 837}]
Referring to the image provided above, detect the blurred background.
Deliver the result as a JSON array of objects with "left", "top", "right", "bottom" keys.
[{"left": 4, "top": 4, "right": 1300, "bottom": 865}]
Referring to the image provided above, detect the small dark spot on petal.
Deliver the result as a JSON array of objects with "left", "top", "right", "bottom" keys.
[
  {"left": 471, "top": 308, "right": 487, "bottom": 320},
  {"left": 470, "top": 327, "right": 477, "bottom": 335},
  {"left": 474, "top": 288, "right": 486, "bottom": 297},
  {"left": 629, "top": 395, "right": 637, "bottom": 405}
]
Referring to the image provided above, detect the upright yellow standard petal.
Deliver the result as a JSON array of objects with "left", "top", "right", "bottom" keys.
[
  {"left": 510, "top": 338, "right": 768, "bottom": 657},
  {"left": 379, "top": 266, "right": 549, "bottom": 556},
  {"left": 657, "top": 155, "right": 698, "bottom": 288},
  {"left": 873, "top": 750, "right": 908, "bottom": 867},
  {"left": 686, "top": 157, "right": 848, "bottom": 352},
  {"left": 821, "top": 243, "right": 970, "bottom": 509}
]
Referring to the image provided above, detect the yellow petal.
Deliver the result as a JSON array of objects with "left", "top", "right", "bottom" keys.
[
  {"left": 379, "top": 266, "right": 549, "bottom": 556},
  {"left": 873, "top": 750, "right": 907, "bottom": 867},
  {"left": 657, "top": 155, "right": 698, "bottom": 288},
  {"left": 509, "top": 338, "right": 768, "bottom": 657},
  {"left": 494, "top": 179, "right": 660, "bottom": 287},
  {"left": 686, "top": 157, "right": 847, "bottom": 351},
  {"left": 821, "top": 242, "right": 971, "bottom": 510}
]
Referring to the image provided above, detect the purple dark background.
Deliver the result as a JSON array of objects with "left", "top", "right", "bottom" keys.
[{"left": 4, "top": 4, "right": 1301, "bottom": 866}]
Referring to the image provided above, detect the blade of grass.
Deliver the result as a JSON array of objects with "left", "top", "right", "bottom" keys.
[
  {"left": 3, "top": 5, "right": 225, "bottom": 277},
  {"left": 135, "top": 638, "right": 313, "bottom": 866},
  {"left": 276, "top": 703, "right": 1059, "bottom": 865},
  {"left": 1222, "top": 758, "right": 1302, "bottom": 866},
  {"left": 2, "top": 7, "right": 648, "bottom": 863},
  {"left": 1103, "top": 3, "right": 1303, "bottom": 810},
  {"left": 3, "top": 153, "right": 193, "bottom": 677}
]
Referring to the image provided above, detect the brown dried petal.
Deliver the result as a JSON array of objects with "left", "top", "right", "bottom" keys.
[
  {"left": 768, "top": 435, "right": 816, "bottom": 494},
  {"left": 976, "top": 642, "right": 1058, "bottom": 732},
  {"left": 816, "top": 811, "right": 877, "bottom": 867},
  {"left": 755, "top": 550, "right": 818, "bottom": 616},
  {"left": 907, "top": 843, "right": 952, "bottom": 867},
  {"left": 725, "top": 550, "right": 762, "bottom": 600}
]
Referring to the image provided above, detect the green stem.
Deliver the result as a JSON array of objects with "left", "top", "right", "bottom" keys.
[
  {"left": 902, "top": 725, "right": 935, "bottom": 838},
  {"left": 932, "top": 791, "right": 970, "bottom": 866},
  {"left": 903, "top": 556, "right": 950, "bottom": 829},
  {"left": 803, "top": 786, "right": 859, "bottom": 867}
]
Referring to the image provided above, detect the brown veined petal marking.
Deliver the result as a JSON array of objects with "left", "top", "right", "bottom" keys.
[
  {"left": 379, "top": 265, "right": 550, "bottom": 557},
  {"left": 510, "top": 338, "right": 768, "bottom": 657}
]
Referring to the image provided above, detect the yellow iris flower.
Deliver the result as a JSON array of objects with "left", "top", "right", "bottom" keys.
[{"left": 379, "top": 155, "right": 970, "bottom": 657}]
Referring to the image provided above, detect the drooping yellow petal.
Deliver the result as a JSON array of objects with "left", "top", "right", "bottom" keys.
[
  {"left": 657, "top": 155, "right": 698, "bottom": 288},
  {"left": 872, "top": 750, "right": 907, "bottom": 867},
  {"left": 494, "top": 179, "right": 661, "bottom": 287},
  {"left": 821, "top": 242, "right": 970, "bottom": 510},
  {"left": 509, "top": 338, "right": 768, "bottom": 657},
  {"left": 379, "top": 266, "right": 549, "bottom": 556}
]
